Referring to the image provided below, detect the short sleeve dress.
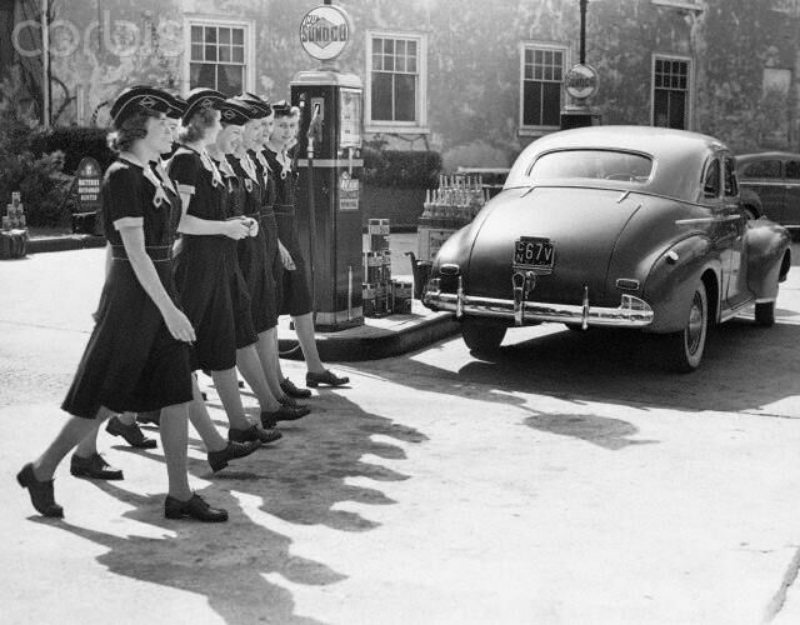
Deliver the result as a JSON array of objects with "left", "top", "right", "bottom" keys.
[
  {"left": 263, "top": 146, "right": 312, "bottom": 317},
  {"left": 227, "top": 152, "right": 277, "bottom": 332},
  {"left": 61, "top": 157, "right": 193, "bottom": 419},
  {"left": 169, "top": 147, "right": 257, "bottom": 372},
  {"left": 253, "top": 148, "right": 284, "bottom": 321}
]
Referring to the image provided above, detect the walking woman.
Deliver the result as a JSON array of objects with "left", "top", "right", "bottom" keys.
[
  {"left": 233, "top": 93, "right": 310, "bottom": 412},
  {"left": 263, "top": 101, "right": 349, "bottom": 392},
  {"left": 169, "top": 90, "right": 301, "bottom": 442},
  {"left": 18, "top": 86, "right": 230, "bottom": 521}
]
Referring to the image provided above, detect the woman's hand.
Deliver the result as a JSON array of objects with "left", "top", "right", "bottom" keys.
[
  {"left": 245, "top": 217, "right": 259, "bottom": 238},
  {"left": 278, "top": 241, "right": 296, "bottom": 270},
  {"left": 163, "top": 306, "right": 196, "bottom": 343},
  {"left": 224, "top": 217, "right": 251, "bottom": 240}
]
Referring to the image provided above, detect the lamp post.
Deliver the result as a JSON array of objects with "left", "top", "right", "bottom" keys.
[
  {"left": 559, "top": 0, "right": 600, "bottom": 129},
  {"left": 41, "top": 0, "right": 50, "bottom": 127},
  {"left": 579, "top": 0, "right": 588, "bottom": 65}
]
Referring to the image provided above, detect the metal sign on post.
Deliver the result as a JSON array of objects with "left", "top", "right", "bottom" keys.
[
  {"left": 565, "top": 63, "right": 599, "bottom": 101},
  {"left": 76, "top": 157, "right": 102, "bottom": 212},
  {"left": 299, "top": 4, "right": 353, "bottom": 62},
  {"left": 71, "top": 157, "right": 102, "bottom": 234}
]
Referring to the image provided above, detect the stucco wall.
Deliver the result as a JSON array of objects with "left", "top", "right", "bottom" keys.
[{"left": 17, "top": 0, "right": 800, "bottom": 156}]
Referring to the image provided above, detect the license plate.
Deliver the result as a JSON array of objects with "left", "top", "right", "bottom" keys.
[{"left": 513, "top": 237, "right": 554, "bottom": 272}]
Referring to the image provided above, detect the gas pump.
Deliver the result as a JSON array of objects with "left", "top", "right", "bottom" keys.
[{"left": 291, "top": 4, "right": 364, "bottom": 331}]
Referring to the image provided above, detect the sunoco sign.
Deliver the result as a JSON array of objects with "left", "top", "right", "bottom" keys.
[
  {"left": 300, "top": 5, "right": 352, "bottom": 61},
  {"left": 565, "top": 64, "right": 599, "bottom": 100}
]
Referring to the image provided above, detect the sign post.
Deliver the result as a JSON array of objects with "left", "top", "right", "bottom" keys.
[
  {"left": 560, "top": 0, "right": 602, "bottom": 129},
  {"left": 71, "top": 157, "right": 103, "bottom": 235},
  {"left": 292, "top": 4, "right": 365, "bottom": 330}
]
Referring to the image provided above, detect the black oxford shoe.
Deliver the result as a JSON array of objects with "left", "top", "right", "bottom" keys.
[
  {"left": 70, "top": 453, "right": 124, "bottom": 480},
  {"left": 261, "top": 404, "right": 310, "bottom": 428},
  {"left": 164, "top": 493, "right": 228, "bottom": 522},
  {"left": 207, "top": 440, "right": 261, "bottom": 472},
  {"left": 228, "top": 425, "right": 283, "bottom": 445},
  {"left": 17, "top": 463, "right": 63, "bottom": 518},
  {"left": 306, "top": 369, "right": 350, "bottom": 388},
  {"left": 106, "top": 416, "right": 157, "bottom": 449},
  {"left": 280, "top": 378, "right": 312, "bottom": 398}
]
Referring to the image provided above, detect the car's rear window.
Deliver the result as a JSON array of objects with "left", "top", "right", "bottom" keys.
[
  {"left": 741, "top": 160, "right": 781, "bottom": 179},
  {"left": 507, "top": 149, "right": 653, "bottom": 186}
]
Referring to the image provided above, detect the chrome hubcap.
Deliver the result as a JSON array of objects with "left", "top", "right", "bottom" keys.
[{"left": 686, "top": 293, "right": 705, "bottom": 355}]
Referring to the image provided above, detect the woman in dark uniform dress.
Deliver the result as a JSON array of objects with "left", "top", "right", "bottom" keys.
[
  {"left": 263, "top": 101, "right": 349, "bottom": 392},
  {"left": 233, "top": 93, "right": 310, "bottom": 412},
  {"left": 104, "top": 92, "right": 188, "bottom": 445},
  {"left": 169, "top": 90, "right": 299, "bottom": 441},
  {"left": 17, "top": 87, "right": 230, "bottom": 521},
  {"left": 206, "top": 96, "right": 306, "bottom": 432}
]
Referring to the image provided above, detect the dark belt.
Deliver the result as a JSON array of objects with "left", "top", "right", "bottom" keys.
[
  {"left": 111, "top": 244, "right": 171, "bottom": 263},
  {"left": 274, "top": 204, "right": 295, "bottom": 216},
  {"left": 260, "top": 204, "right": 276, "bottom": 218}
]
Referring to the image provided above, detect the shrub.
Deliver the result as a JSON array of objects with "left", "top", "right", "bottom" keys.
[
  {"left": 31, "top": 126, "right": 114, "bottom": 175},
  {"left": 361, "top": 148, "right": 442, "bottom": 189},
  {"left": 0, "top": 103, "right": 73, "bottom": 228}
]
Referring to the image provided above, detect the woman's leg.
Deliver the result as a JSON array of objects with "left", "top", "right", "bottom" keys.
[
  {"left": 158, "top": 402, "right": 192, "bottom": 501},
  {"left": 237, "top": 343, "right": 281, "bottom": 412},
  {"left": 161, "top": 398, "right": 228, "bottom": 522},
  {"left": 255, "top": 328, "right": 285, "bottom": 398},
  {"left": 117, "top": 412, "right": 137, "bottom": 426},
  {"left": 32, "top": 411, "right": 106, "bottom": 480},
  {"left": 209, "top": 368, "right": 252, "bottom": 431},
  {"left": 292, "top": 312, "right": 325, "bottom": 374},
  {"left": 187, "top": 377, "right": 226, "bottom": 453}
]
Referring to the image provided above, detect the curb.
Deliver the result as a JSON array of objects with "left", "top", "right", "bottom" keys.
[
  {"left": 27, "top": 234, "right": 106, "bottom": 254},
  {"left": 278, "top": 312, "right": 460, "bottom": 361}
]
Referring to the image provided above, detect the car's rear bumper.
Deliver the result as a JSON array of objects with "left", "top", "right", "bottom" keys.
[{"left": 424, "top": 281, "right": 654, "bottom": 328}]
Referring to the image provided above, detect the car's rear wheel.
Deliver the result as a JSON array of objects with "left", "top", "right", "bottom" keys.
[
  {"left": 462, "top": 317, "right": 507, "bottom": 355},
  {"left": 663, "top": 281, "right": 708, "bottom": 373},
  {"left": 755, "top": 301, "right": 775, "bottom": 327}
]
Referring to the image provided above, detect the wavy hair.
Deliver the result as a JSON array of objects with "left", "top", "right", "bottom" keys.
[
  {"left": 107, "top": 110, "right": 161, "bottom": 153},
  {"left": 178, "top": 108, "right": 218, "bottom": 143}
]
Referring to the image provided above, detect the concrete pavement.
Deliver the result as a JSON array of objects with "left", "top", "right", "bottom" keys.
[{"left": 2, "top": 245, "right": 800, "bottom": 624}]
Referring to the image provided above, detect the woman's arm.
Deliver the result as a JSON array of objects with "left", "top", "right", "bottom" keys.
[
  {"left": 176, "top": 192, "right": 250, "bottom": 239},
  {"left": 118, "top": 224, "right": 196, "bottom": 343},
  {"left": 277, "top": 240, "right": 295, "bottom": 270}
]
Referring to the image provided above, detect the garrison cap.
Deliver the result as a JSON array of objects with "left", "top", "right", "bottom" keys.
[
  {"left": 219, "top": 98, "right": 253, "bottom": 126},
  {"left": 236, "top": 92, "right": 272, "bottom": 118},
  {"left": 110, "top": 85, "right": 174, "bottom": 128},
  {"left": 182, "top": 88, "right": 226, "bottom": 124},
  {"left": 271, "top": 99, "right": 292, "bottom": 117}
]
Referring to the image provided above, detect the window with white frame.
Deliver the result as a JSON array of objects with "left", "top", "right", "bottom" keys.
[
  {"left": 186, "top": 18, "right": 252, "bottom": 96},
  {"left": 367, "top": 31, "right": 427, "bottom": 130},
  {"left": 520, "top": 43, "right": 567, "bottom": 130},
  {"left": 652, "top": 56, "right": 691, "bottom": 130}
]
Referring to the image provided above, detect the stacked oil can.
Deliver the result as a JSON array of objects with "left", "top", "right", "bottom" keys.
[
  {"left": 1, "top": 192, "right": 29, "bottom": 259},
  {"left": 417, "top": 174, "right": 489, "bottom": 261},
  {"left": 362, "top": 219, "right": 413, "bottom": 318}
]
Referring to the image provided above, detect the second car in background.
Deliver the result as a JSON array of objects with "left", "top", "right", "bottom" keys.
[{"left": 737, "top": 151, "right": 800, "bottom": 231}]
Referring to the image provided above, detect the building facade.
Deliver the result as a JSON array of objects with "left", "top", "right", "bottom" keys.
[{"left": 2, "top": 0, "right": 800, "bottom": 165}]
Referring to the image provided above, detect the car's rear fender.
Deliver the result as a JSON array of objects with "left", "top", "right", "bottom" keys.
[
  {"left": 641, "top": 235, "right": 721, "bottom": 333},
  {"left": 746, "top": 220, "right": 791, "bottom": 300}
]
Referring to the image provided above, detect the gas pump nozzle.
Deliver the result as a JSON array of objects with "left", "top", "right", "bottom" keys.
[{"left": 307, "top": 103, "right": 323, "bottom": 160}]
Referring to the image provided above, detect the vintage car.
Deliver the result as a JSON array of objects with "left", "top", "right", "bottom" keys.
[
  {"left": 736, "top": 151, "right": 800, "bottom": 231},
  {"left": 423, "top": 126, "right": 792, "bottom": 372}
]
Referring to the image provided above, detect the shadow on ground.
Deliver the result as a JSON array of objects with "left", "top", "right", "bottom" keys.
[
  {"left": 368, "top": 318, "right": 800, "bottom": 416},
  {"left": 37, "top": 393, "right": 427, "bottom": 625}
]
